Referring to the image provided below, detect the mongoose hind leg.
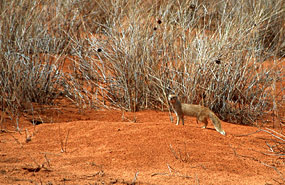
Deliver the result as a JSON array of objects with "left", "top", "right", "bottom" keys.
[{"left": 199, "top": 116, "right": 208, "bottom": 129}]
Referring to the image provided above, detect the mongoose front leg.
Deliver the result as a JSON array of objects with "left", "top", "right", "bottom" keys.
[{"left": 175, "top": 112, "right": 180, "bottom": 125}]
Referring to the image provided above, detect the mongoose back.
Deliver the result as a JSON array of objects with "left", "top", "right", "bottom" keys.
[{"left": 168, "top": 94, "right": 226, "bottom": 136}]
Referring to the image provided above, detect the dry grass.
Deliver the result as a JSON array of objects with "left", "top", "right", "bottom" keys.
[{"left": 0, "top": 0, "right": 284, "bottom": 129}]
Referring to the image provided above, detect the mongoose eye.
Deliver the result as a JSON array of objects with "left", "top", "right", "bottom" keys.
[{"left": 169, "top": 95, "right": 176, "bottom": 101}]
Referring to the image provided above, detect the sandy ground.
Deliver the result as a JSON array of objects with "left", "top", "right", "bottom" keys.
[{"left": 0, "top": 109, "right": 283, "bottom": 185}]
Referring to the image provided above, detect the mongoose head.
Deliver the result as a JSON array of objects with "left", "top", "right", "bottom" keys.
[{"left": 168, "top": 94, "right": 178, "bottom": 104}]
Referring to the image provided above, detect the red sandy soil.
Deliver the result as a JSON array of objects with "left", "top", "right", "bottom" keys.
[{"left": 0, "top": 108, "right": 284, "bottom": 185}]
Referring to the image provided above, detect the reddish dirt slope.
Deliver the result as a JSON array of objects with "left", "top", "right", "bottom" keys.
[{"left": 0, "top": 110, "right": 283, "bottom": 184}]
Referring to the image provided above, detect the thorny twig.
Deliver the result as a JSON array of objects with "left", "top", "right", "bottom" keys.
[{"left": 229, "top": 144, "right": 285, "bottom": 182}]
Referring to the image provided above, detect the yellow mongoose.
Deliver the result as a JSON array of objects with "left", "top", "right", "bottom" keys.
[{"left": 168, "top": 94, "right": 226, "bottom": 136}]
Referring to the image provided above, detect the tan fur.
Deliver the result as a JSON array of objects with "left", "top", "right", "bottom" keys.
[{"left": 168, "top": 94, "right": 226, "bottom": 136}]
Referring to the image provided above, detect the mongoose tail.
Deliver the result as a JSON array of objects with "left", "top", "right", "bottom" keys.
[{"left": 209, "top": 112, "right": 226, "bottom": 136}]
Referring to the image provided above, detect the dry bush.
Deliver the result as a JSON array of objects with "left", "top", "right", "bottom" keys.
[
  {"left": 0, "top": 0, "right": 121, "bottom": 130},
  {"left": 0, "top": 0, "right": 77, "bottom": 129},
  {"left": 0, "top": 0, "right": 283, "bottom": 127},
  {"left": 71, "top": 0, "right": 283, "bottom": 125}
]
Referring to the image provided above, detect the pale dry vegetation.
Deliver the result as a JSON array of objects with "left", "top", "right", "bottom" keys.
[
  {"left": 0, "top": 0, "right": 284, "bottom": 129},
  {"left": 0, "top": 0, "right": 284, "bottom": 183}
]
